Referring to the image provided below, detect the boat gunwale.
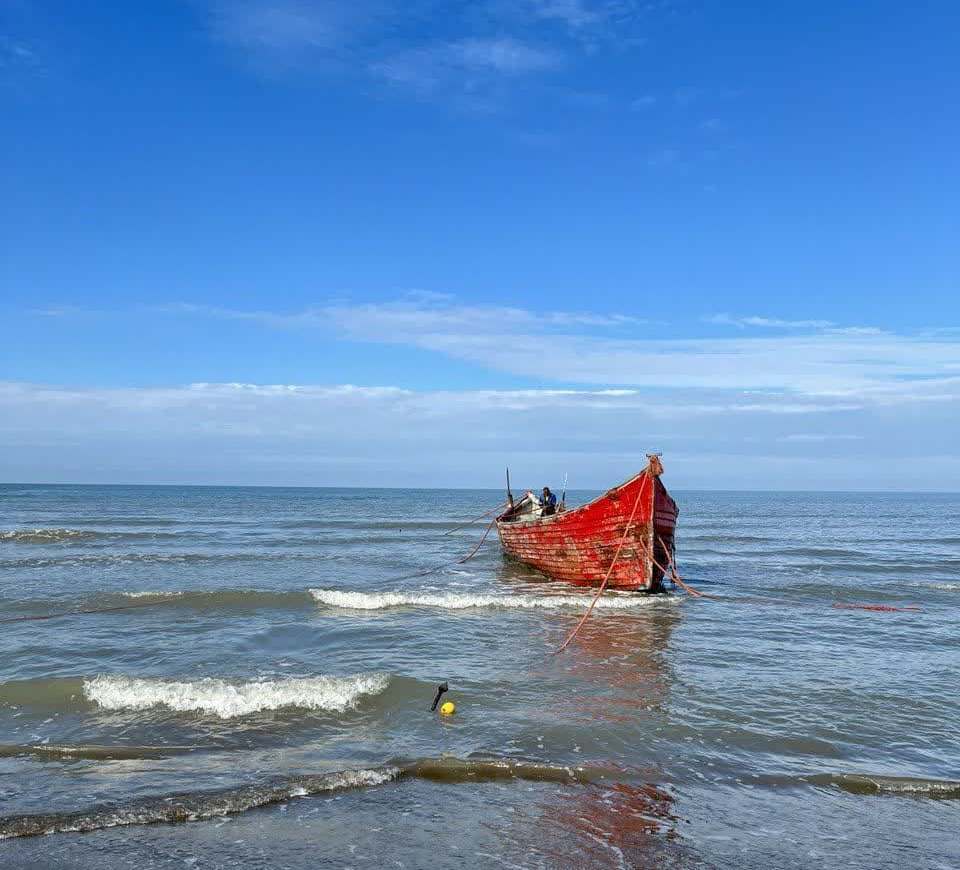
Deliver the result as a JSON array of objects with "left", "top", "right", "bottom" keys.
[{"left": 495, "top": 468, "right": 653, "bottom": 530}]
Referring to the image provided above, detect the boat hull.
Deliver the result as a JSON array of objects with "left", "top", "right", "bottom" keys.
[{"left": 496, "top": 467, "right": 677, "bottom": 591}]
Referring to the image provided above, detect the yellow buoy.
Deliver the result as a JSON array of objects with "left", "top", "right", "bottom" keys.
[{"left": 439, "top": 700, "right": 456, "bottom": 716}]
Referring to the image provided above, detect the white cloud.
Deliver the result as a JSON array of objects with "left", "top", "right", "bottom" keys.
[
  {"left": 449, "top": 37, "right": 561, "bottom": 73},
  {"left": 371, "top": 36, "right": 561, "bottom": 98},
  {"left": 168, "top": 297, "right": 960, "bottom": 400},
  {"left": 316, "top": 300, "right": 960, "bottom": 399},
  {"left": 1, "top": 380, "right": 956, "bottom": 488},
  {"left": 528, "top": 0, "right": 604, "bottom": 28},
  {"left": 206, "top": 0, "right": 646, "bottom": 106},
  {"left": 165, "top": 296, "right": 644, "bottom": 332},
  {"left": 12, "top": 298, "right": 957, "bottom": 487},
  {"left": 705, "top": 313, "right": 838, "bottom": 329},
  {"left": 27, "top": 305, "right": 83, "bottom": 318},
  {"left": 210, "top": 0, "right": 377, "bottom": 55}
]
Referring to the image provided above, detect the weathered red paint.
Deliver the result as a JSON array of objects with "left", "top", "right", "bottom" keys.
[{"left": 497, "top": 466, "right": 679, "bottom": 591}]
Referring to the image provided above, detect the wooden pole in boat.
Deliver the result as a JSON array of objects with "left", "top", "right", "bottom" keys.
[{"left": 506, "top": 467, "right": 514, "bottom": 507}]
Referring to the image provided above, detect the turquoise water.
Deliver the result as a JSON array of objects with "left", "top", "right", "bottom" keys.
[{"left": 1, "top": 484, "right": 958, "bottom": 867}]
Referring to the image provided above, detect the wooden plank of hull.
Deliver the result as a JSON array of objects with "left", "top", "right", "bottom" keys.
[{"left": 496, "top": 470, "right": 659, "bottom": 591}]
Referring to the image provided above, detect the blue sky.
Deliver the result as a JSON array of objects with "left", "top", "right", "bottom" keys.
[{"left": 1, "top": 1, "right": 958, "bottom": 489}]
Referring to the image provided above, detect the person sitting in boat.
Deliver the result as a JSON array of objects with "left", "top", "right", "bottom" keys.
[{"left": 541, "top": 487, "right": 558, "bottom": 516}]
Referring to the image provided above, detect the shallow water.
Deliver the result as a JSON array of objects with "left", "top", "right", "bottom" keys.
[{"left": 0, "top": 484, "right": 958, "bottom": 868}]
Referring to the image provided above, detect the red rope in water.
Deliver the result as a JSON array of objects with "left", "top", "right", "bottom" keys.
[
  {"left": 653, "top": 535, "right": 920, "bottom": 613},
  {"left": 655, "top": 535, "right": 720, "bottom": 600},
  {"left": 553, "top": 479, "right": 647, "bottom": 655}
]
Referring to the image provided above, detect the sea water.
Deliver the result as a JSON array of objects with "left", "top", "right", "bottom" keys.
[{"left": 0, "top": 484, "right": 958, "bottom": 867}]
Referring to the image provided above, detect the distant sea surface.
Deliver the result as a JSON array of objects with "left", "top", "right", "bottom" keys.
[{"left": 1, "top": 484, "right": 958, "bottom": 868}]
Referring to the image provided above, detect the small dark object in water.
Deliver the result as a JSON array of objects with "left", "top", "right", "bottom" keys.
[{"left": 430, "top": 682, "right": 449, "bottom": 711}]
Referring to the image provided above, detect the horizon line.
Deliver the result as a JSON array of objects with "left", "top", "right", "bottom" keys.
[{"left": 2, "top": 481, "right": 958, "bottom": 495}]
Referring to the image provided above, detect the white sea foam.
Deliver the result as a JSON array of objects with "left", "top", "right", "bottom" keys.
[
  {"left": 308, "top": 588, "right": 664, "bottom": 611},
  {"left": 929, "top": 582, "right": 960, "bottom": 591},
  {"left": 120, "top": 590, "right": 185, "bottom": 599},
  {"left": 299, "top": 767, "right": 398, "bottom": 791},
  {"left": 83, "top": 673, "right": 390, "bottom": 719},
  {"left": 0, "top": 528, "right": 94, "bottom": 543}
]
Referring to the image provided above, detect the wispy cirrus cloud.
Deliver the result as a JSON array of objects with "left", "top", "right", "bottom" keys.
[
  {"left": 26, "top": 305, "right": 84, "bottom": 318},
  {"left": 528, "top": 0, "right": 605, "bottom": 28},
  {"left": 371, "top": 36, "right": 562, "bottom": 98},
  {"left": 705, "top": 313, "right": 838, "bottom": 330},
  {"left": 0, "top": 36, "right": 36, "bottom": 67},
  {"left": 162, "top": 295, "right": 645, "bottom": 332},
  {"left": 166, "top": 296, "right": 960, "bottom": 402},
  {"left": 206, "top": 0, "right": 653, "bottom": 107},
  {"left": 209, "top": 0, "right": 384, "bottom": 56},
  {"left": 706, "top": 313, "right": 888, "bottom": 337},
  {"left": 0, "top": 27, "right": 44, "bottom": 89}
]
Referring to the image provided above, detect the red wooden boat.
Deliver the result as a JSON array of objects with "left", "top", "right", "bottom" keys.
[{"left": 496, "top": 457, "right": 678, "bottom": 592}]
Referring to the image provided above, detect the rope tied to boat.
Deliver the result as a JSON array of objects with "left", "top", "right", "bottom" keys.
[
  {"left": 2, "top": 503, "right": 507, "bottom": 626},
  {"left": 655, "top": 534, "right": 719, "bottom": 600},
  {"left": 553, "top": 475, "right": 649, "bottom": 655},
  {"left": 441, "top": 501, "right": 510, "bottom": 537},
  {"left": 388, "top": 515, "right": 498, "bottom": 583}
]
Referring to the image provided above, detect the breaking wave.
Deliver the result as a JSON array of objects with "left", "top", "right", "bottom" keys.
[
  {"left": 0, "top": 767, "right": 401, "bottom": 839},
  {"left": 114, "top": 589, "right": 312, "bottom": 609},
  {"left": 0, "top": 528, "right": 189, "bottom": 544},
  {"left": 0, "top": 757, "right": 597, "bottom": 839},
  {"left": 308, "top": 588, "right": 667, "bottom": 611},
  {"left": 1, "top": 528, "right": 100, "bottom": 544},
  {"left": 120, "top": 590, "right": 186, "bottom": 599},
  {"left": 83, "top": 673, "right": 391, "bottom": 719}
]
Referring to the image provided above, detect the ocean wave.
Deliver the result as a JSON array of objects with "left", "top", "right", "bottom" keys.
[
  {"left": 33, "top": 516, "right": 179, "bottom": 527},
  {"left": 120, "top": 590, "right": 186, "bottom": 599},
  {"left": 0, "top": 528, "right": 189, "bottom": 545},
  {"left": 113, "top": 589, "right": 313, "bottom": 609},
  {"left": 83, "top": 673, "right": 391, "bottom": 719},
  {"left": 1, "top": 552, "right": 315, "bottom": 569},
  {"left": 308, "top": 588, "right": 666, "bottom": 611},
  {"left": 0, "top": 757, "right": 597, "bottom": 839},
  {"left": 817, "top": 773, "right": 960, "bottom": 799},
  {"left": 0, "top": 766, "right": 401, "bottom": 839},
  {"left": 0, "top": 742, "right": 200, "bottom": 761},
  {"left": 276, "top": 519, "right": 465, "bottom": 532},
  {"left": 0, "top": 528, "right": 100, "bottom": 544}
]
